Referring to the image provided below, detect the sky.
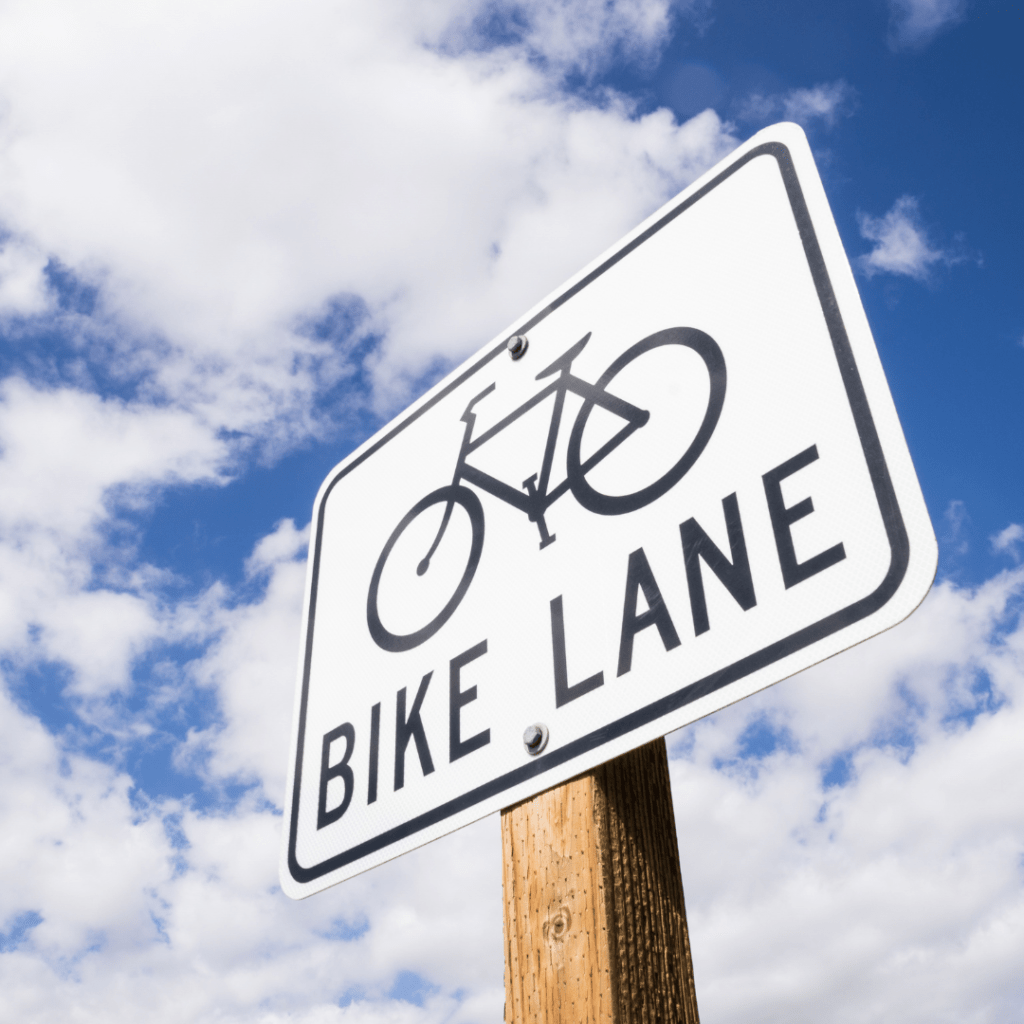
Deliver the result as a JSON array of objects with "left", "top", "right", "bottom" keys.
[{"left": 0, "top": 0, "right": 1021, "bottom": 1020}]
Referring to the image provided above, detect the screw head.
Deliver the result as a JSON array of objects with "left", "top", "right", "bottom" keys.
[
  {"left": 523, "top": 723, "right": 549, "bottom": 755},
  {"left": 507, "top": 334, "right": 529, "bottom": 360}
]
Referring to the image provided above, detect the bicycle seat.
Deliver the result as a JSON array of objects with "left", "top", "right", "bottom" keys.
[{"left": 534, "top": 332, "right": 592, "bottom": 380}]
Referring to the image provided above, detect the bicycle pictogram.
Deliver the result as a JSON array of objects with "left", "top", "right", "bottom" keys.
[{"left": 367, "top": 326, "right": 727, "bottom": 652}]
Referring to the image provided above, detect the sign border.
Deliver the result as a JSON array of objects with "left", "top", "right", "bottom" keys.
[{"left": 287, "top": 140, "right": 910, "bottom": 885}]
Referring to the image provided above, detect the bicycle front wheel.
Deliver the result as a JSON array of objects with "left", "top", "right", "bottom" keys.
[
  {"left": 566, "top": 327, "right": 726, "bottom": 515},
  {"left": 366, "top": 486, "right": 485, "bottom": 653}
]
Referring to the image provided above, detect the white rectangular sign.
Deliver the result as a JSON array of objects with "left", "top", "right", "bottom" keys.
[{"left": 281, "top": 122, "right": 937, "bottom": 898}]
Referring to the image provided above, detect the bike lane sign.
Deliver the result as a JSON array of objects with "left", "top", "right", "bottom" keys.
[{"left": 281, "top": 122, "right": 937, "bottom": 898}]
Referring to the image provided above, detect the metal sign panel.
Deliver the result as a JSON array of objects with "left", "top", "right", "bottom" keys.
[{"left": 281, "top": 123, "right": 937, "bottom": 898}]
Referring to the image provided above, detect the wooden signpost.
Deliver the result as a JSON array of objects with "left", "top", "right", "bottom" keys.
[{"left": 502, "top": 739, "right": 699, "bottom": 1023}]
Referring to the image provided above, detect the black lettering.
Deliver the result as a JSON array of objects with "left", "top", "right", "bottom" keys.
[
  {"left": 551, "top": 595, "right": 604, "bottom": 707},
  {"left": 449, "top": 640, "right": 490, "bottom": 762},
  {"left": 367, "top": 702, "right": 381, "bottom": 804},
  {"left": 680, "top": 492, "right": 757, "bottom": 636},
  {"left": 762, "top": 446, "right": 846, "bottom": 589},
  {"left": 317, "top": 722, "right": 355, "bottom": 829},
  {"left": 617, "top": 547, "right": 681, "bottom": 676},
  {"left": 394, "top": 673, "right": 435, "bottom": 791}
]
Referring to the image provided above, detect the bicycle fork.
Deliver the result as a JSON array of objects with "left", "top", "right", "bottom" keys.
[
  {"left": 521, "top": 474, "right": 556, "bottom": 548},
  {"left": 520, "top": 373, "right": 568, "bottom": 549},
  {"left": 458, "top": 378, "right": 562, "bottom": 551}
]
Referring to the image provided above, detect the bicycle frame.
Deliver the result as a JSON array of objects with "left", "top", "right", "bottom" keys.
[{"left": 418, "top": 333, "right": 650, "bottom": 571}]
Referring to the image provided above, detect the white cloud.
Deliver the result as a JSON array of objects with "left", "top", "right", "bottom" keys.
[
  {"left": 991, "top": 523, "right": 1023, "bottom": 562},
  {"left": 0, "top": 682, "right": 174, "bottom": 967},
  {"left": 0, "top": 379, "right": 227, "bottom": 541},
  {"left": 0, "top": 377, "right": 231, "bottom": 696},
  {"left": 0, "top": 0, "right": 735, "bottom": 428},
  {"left": 180, "top": 519, "right": 310, "bottom": 797},
  {"left": 779, "top": 81, "right": 854, "bottom": 126},
  {"left": 0, "top": 236, "right": 51, "bottom": 316},
  {"left": 858, "top": 195, "right": 956, "bottom": 282},
  {"left": 888, "top": 0, "right": 967, "bottom": 49},
  {"left": 739, "top": 80, "right": 854, "bottom": 129},
  {"left": 0, "top": 658, "right": 505, "bottom": 1022},
  {"left": 942, "top": 498, "right": 970, "bottom": 556},
  {"left": 246, "top": 518, "right": 311, "bottom": 579},
  {"left": 672, "top": 569, "right": 1024, "bottom": 1023},
  {"left": 442, "top": 0, "right": 690, "bottom": 77}
]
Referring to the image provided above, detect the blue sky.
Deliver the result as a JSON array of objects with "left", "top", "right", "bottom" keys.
[{"left": 0, "top": 1, "right": 1021, "bottom": 1021}]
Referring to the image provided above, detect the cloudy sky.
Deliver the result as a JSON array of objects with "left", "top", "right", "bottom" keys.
[{"left": 0, "top": 0, "right": 1021, "bottom": 1020}]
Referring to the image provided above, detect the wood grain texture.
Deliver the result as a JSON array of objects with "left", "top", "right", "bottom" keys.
[{"left": 502, "top": 738, "right": 699, "bottom": 1024}]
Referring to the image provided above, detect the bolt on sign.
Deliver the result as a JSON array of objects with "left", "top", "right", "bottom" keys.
[{"left": 280, "top": 122, "right": 937, "bottom": 898}]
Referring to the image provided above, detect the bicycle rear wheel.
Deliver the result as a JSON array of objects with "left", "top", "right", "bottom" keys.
[
  {"left": 367, "top": 486, "right": 484, "bottom": 653},
  {"left": 566, "top": 327, "right": 726, "bottom": 515}
]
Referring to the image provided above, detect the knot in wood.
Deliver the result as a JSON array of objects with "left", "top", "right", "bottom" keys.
[{"left": 542, "top": 906, "right": 572, "bottom": 944}]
